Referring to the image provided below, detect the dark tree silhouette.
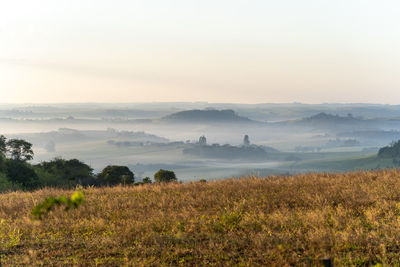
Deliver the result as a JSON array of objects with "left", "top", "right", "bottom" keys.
[
  {"left": 6, "top": 160, "right": 38, "bottom": 188},
  {"left": 6, "top": 139, "right": 34, "bottom": 161},
  {"left": 0, "top": 135, "right": 6, "bottom": 156},
  {"left": 199, "top": 135, "right": 207, "bottom": 146},
  {"left": 243, "top": 135, "right": 250, "bottom": 146}
]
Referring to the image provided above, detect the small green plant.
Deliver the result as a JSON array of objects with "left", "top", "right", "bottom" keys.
[{"left": 32, "top": 190, "right": 85, "bottom": 220}]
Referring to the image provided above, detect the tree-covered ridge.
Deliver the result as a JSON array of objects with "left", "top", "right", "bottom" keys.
[{"left": 378, "top": 140, "right": 400, "bottom": 166}]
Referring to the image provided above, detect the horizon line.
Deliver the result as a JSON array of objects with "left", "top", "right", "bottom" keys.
[{"left": 0, "top": 101, "right": 396, "bottom": 106}]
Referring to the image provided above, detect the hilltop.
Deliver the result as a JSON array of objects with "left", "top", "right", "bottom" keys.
[
  {"left": 1, "top": 170, "right": 400, "bottom": 266},
  {"left": 304, "top": 112, "right": 359, "bottom": 122},
  {"left": 294, "top": 112, "right": 365, "bottom": 127},
  {"left": 161, "top": 109, "right": 255, "bottom": 123}
]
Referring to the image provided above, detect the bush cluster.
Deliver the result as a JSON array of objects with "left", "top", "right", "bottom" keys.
[{"left": 0, "top": 135, "right": 177, "bottom": 192}]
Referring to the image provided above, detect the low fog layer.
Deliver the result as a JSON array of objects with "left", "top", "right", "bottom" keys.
[{"left": 1, "top": 103, "right": 400, "bottom": 181}]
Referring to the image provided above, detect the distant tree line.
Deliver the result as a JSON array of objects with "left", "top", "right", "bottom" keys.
[
  {"left": 326, "top": 138, "right": 360, "bottom": 148},
  {"left": 107, "top": 140, "right": 183, "bottom": 147},
  {"left": 0, "top": 135, "right": 177, "bottom": 192},
  {"left": 183, "top": 135, "right": 271, "bottom": 160}
]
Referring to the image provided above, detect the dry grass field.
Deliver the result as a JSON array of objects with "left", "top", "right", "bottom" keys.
[{"left": 2, "top": 170, "right": 400, "bottom": 266}]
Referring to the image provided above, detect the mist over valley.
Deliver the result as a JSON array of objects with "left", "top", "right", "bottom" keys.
[{"left": 1, "top": 102, "right": 399, "bottom": 181}]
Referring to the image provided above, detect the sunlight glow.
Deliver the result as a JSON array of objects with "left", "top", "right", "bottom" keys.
[{"left": 1, "top": 0, "right": 400, "bottom": 103}]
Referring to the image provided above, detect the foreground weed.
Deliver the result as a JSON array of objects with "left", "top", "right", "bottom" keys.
[
  {"left": 32, "top": 190, "right": 85, "bottom": 220},
  {"left": 0, "top": 219, "right": 22, "bottom": 249}
]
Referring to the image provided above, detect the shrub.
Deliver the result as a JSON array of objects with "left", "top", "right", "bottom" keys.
[
  {"left": 142, "top": 177, "right": 152, "bottom": 184},
  {"left": 154, "top": 169, "right": 177, "bottom": 183},
  {"left": 0, "top": 172, "right": 22, "bottom": 192}
]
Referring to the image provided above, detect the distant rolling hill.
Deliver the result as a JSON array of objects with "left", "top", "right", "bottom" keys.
[
  {"left": 299, "top": 112, "right": 363, "bottom": 125},
  {"left": 274, "top": 112, "right": 377, "bottom": 132},
  {"left": 161, "top": 109, "right": 257, "bottom": 123}
]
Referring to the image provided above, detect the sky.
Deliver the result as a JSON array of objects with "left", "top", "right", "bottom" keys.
[{"left": 0, "top": 0, "right": 400, "bottom": 104}]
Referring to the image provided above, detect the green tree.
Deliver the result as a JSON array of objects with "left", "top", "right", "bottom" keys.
[
  {"left": 98, "top": 165, "right": 134, "bottom": 186},
  {"left": 36, "top": 158, "right": 94, "bottom": 186},
  {"left": 5, "top": 160, "right": 39, "bottom": 188},
  {"left": 6, "top": 139, "right": 34, "bottom": 161},
  {"left": 154, "top": 169, "right": 177, "bottom": 183},
  {"left": 0, "top": 135, "right": 7, "bottom": 156},
  {"left": 0, "top": 155, "right": 5, "bottom": 173},
  {"left": 0, "top": 172, "right": 22, "bottom": 192},
  {"left": 63, "top": 159, "right": 94, "bottom": 182}
]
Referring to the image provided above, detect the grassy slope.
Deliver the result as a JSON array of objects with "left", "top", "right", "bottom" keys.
[
  {"left": 2, "top": 170, "right": 400, "bottom": 266},
  {"left": 286, "top": 155, "right": 396, "bottom": 173}
]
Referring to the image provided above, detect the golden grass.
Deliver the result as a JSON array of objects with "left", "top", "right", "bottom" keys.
[{"left": 2, "top": 170, "right": 400, "bottom": 266}]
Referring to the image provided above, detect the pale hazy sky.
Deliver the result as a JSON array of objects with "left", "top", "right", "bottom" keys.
[{"left": 1, "top": 0, "right": 400, "bottom": 104}]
